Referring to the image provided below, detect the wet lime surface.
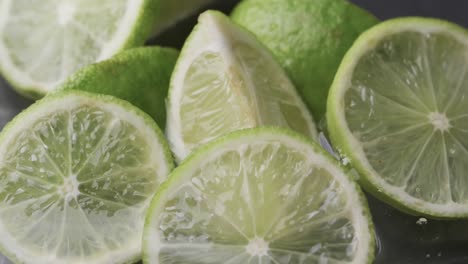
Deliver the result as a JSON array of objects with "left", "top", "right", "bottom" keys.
[{"left": 1, "top": 1, "right": 467, "bottom": 263}]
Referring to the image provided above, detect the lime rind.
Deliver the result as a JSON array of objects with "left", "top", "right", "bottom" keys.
[
  {"left": 0, "top": 0, "right": 159, "bottom": 99},
  {"left": 327, "top": 17, "right": 468, "bottom": 218},
  {"left": 0, "top": 90, "right": 174, "bottom": 263},
  {"left": 143, "top": 127, "right": 374, "bottom": 264}
]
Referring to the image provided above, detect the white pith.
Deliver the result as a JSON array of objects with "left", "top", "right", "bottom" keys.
[
  {"left": 428, "top": 112, "right": 451, "bottom": 132},
  {"left": 144, "top": 131, "right": 372, "bottom": 264},
  {"left": 0, "top": 0, "right": 144, "bottom": 94},
  {"left": 0, "top": 93, "right": 171, "bottom": 264},
  {"left": 246, "top": 237, "right": 269, "bottom": 257}
]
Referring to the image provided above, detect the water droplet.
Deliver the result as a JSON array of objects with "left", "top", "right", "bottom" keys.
[
  {"left": 341, "top": 157, "right": 350, "bottom": 166},
  {"left": 416, "top": 217, "right": 428, "bottom": 225},
  {"left": 309, "top": 243, "right": 322, "bottom": 254}
]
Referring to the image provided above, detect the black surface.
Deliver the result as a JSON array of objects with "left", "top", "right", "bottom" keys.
[{"left": 1, "top": 1, "right": 468, "bottom": 264}]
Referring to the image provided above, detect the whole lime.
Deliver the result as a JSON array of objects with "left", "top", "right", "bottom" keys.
[
  {"left": 60, "top": 47, "right": 179, "bottom": 129},
  {"left": 231, "top": 0, "right": 378, "bottom": 119}
]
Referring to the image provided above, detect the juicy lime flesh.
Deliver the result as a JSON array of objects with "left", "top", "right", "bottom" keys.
[
  {"left": 2, "top": 0, "right": 128, "bottom": 87},
  {"left": 344, "top": 31, "right": 468, "bottom": 204},
  {"left": 0, "top": 104, "right": 161, "bottom": 260},
  {"left": 179, "top": 39, "right": 315, "bottom": 152},
  {"left": 153, "top": 142, "right": 360, "bottom": 263}
]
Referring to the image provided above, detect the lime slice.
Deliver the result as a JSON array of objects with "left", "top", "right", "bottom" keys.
[
  {"left": 327, "top": 17, "right": 468, "bottom": 218},
  {"left": 0, "top": 91, "right": 173, "bottom": 263},
  {"left": 143, "top": 128, "right": 374, "bottom": 264},
  {"left": 60, "top": 46, "right": 179, "bottom": 129},
  {"left": 0, "top": 0, "right": 158, "bottom": 99},
  {"left": 166, "top": 11, "right": 317, "bottom": 162}
]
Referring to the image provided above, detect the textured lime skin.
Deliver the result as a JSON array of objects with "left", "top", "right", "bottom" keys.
[
  {"left": 0, "top": 0, "right": 160, "bottom": 100},
  {"left": 327, "top": 17, "right": 468, "bottom": 219},
  {"left": 59, "top": 47, "right": 179, "bottom": 129},
  {"left": 0, "top": 90, "right": 175, "bottom": 264},
  {"left": 231, "top": 0, "right": 378, "bottom": 120},
  {"left": 143, "top": 127, "right": 375, "bottom": 264}
]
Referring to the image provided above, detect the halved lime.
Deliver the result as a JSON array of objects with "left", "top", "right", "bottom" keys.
[
  {"left": 166, "top": 11, "right": 317, "bottom": 162},
  {"left": 59, "top": 46, "right": 179, "bottom": 129},
  {"left": 0, "top": 91, "right": 173, "bottom": 263},
  {"left": 143, "top": 128, "right": 374, "bottom": 264},
  {"left": 0, "top": 0, "right": 158, "bottom": 99},
  {"left": 327, "top": 17, "right": 468, "bottom": 218}
]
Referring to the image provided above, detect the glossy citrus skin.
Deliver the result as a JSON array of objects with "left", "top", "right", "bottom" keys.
[
  {"left": 59, "top": 47, "right": 179, "bottom": 129},
  {"left": 231, "top": 0, "right": 378, "bottom": 120}
]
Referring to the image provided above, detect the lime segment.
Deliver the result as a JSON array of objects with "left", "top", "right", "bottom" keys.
[
  {"left": 166, "top": 11, "right": 317, "bottom": 162},
  {"left": 144, "top": 128, "right": 374, "bottom": 264}
]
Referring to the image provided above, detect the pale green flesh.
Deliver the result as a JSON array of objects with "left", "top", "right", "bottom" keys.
[
  {"left": 2, "top": 0, "right": 128, "bottom": 87},
  {"left": 0, "top": 104, "right": 161, "bottom": 260},
  {"left": 180, "top": 39, "right": 315, "bottom": 153},
  {"left": 344, "top": 31, "right": 468, "bottom": 204},
  {"left": 155, "top": 142, "right": 358, "bottom": 263}
]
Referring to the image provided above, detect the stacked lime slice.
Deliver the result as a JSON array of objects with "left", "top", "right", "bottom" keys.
[
  {"left": 144, "top": 128, "right": 374, "bottom": 264},
  {"left": 166, "top": 11, "right": 317, "bottom": 162},
  {"left": 327, "top": 18, "right": 468, "bottom": 218},
  {"left": 0, "top": 91, "right": 173, "bottom": 263}
]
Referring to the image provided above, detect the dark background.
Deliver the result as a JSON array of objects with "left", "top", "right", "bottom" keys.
[{"left": 1, "top": 1, "right": 468, "bottom": 264}]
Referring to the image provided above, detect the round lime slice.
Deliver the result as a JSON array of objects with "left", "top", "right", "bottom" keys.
[
  {"left": 143, "top": 128, "right": 374, "bottom": 264},
  {"left": 166, "top": 10, "right": 317, "bottom": 162},
  {"left": 327, "top": 17, "right": 468, "bottom": 218},
  {"left": 0, "top": 91, "right": 173, "bottom": 263}
]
